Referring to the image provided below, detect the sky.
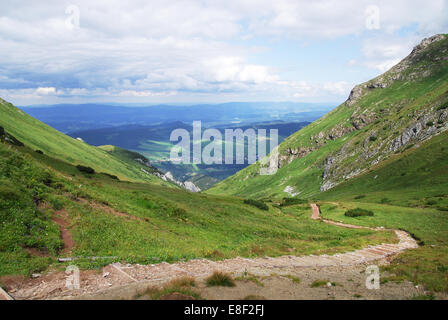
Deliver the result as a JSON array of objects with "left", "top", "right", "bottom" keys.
[{"left": 0, "top": 0, "right": 447, "bottom": 106}]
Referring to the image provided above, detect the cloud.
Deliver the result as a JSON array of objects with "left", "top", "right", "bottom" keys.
[
  {"left": 35, "top": 87, "right": 57, "bottom": 95},
  {"left": 361, "top": 35, "right": 419, "bottom": 72},
  {"left": 0, "top": 0, "right": 447, "bottom": 104}
]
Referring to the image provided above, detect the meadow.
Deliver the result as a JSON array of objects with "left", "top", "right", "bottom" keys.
[{"left": 0, "top": 139, "right": 395, "bottom": 277}]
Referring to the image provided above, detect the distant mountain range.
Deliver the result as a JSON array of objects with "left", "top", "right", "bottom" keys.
[
  {"left": 20, "top": 102, "right": 334, "bottom": 133},
  {"left": 18, "top": 101, "right": 331, "bottom": 189},
  {"left": 67, "top": 120, "right": 311, "bottom": 190}
]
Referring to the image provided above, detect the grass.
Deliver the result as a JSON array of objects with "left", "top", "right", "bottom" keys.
[
  {"left": 284, "top": 275, "right": 301, "bottom": 284},
  {"left": 317, "top": 131, "right": 448, "bottom": 208},
  {"left": 0, "top": 100, "right": 168, "bottom": 185},
  {"left": 134, "top": 277, "right": 202, "bottom": 300},
  {"left": 206, "top": 272, "right": 236, "bottom": 287},
  {"left": 317, "top": 201, "right": 448, "bottom": 293},
  {"left": 235, "top": 273, "right": 264, "bottom": 287},
  {"left": 1, "top": 130, "right": 399, "bottom": 276}
]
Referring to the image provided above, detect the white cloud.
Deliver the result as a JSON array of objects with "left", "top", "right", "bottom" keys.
[
  {"left": 361, "top": 36, "right": 418, "bottom": 72},
  {"left": 35, "top": 87, "right": 57, "bottom": 95},
  {"left": 118, "top": 90, "right": 178, "bottom": 97},
  {"left": 0, "top": 0, "right": 447, "bottom": 104}
]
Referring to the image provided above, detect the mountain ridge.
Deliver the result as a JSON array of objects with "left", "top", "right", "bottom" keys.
[{"left": 207, "top": 34, "right": 448, "bottom": 198}]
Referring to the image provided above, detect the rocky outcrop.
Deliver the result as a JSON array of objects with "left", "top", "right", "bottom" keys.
[
  {"left": 410, "top": 34, "right": 446, "bottom": 56},
  {"left": 152, "top": 171, "right": 201, "bottom": 192},
  {"left": 346, "top": 85, "right": 364, "bottom": 107},
  {"left": 389, "top": 106, "right": 447, "bottom": 152},
  {"left": 0, "top": 126, "right": 24, "bottom": 147},
  {"left": 284, "top": 185, "right": 301, "bottom": 197},
  {"left": 136, "top": 156, "right": 201, "bottom": 192},
  {"left": 322, "top": 156, "right": 335, "bottom": 181},
  {"left": 279, "top": 147, "right": 314, "bottom": 168},
  {"left": 350, "top": 113, "right": 377, "bottom": 130},
  {"left": 135, "top": 157, "right": 152, "bottom": 168},
  {"left": 321, "top": 107, "right": 448, "bottom": 192}
]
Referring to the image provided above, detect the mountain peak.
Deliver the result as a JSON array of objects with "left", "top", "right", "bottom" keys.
[
  {"left": 411, "top": 34, "right": 446, "bottom": 54},
  {"left": 346, "top": 34, "right": 448, "bottom": 107}
]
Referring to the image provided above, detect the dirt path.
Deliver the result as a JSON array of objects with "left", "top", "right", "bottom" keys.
[
  {"left": 3, "top": 204, "right": 419, "bottom": 300},
  {"left": 52, "top": 210, "right": 74, "bottom": 254},
  {"left": 311, "top": 203, "right": 321, "bottom": 220},
  {"left": 311, "top": 203, "right": 382, "bottom": 230}
]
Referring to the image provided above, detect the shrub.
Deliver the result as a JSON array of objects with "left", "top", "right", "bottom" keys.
[
  {"left": 170, "top": 277, "right": 196, "bottom": 288},
  {"left": 35, "top": 150, "right": 44, "bottom": 155},
  {"left": 244, "top": 199, "right": 269, "bottom": 211},
  {"left": 380, "top": 197, "right": 391, "bottom": 204},
  {"left": 369, "top": 136, "right": 377, "bottom": 142},
  {"left": 135, "top": 277, "right": 201, "bottom": 300},
  {"left": 436, "top": 104, "right": 448, "bottom": 111},
  {"left": 344, "top": 208, "right": 374, "bottom": 217},
  {"left": 354, "top": 195, "right": 366, "bottom": 200},
  {"left": 285, "top": 275, "right": 301, "bottom": 284},
  {"left": 426, "top": 121, "right": 434, "bottom": 127},
  {"left": 281, "top": 198, "right": 307, "bottom": 206},
  {"left": 206, "top": 272, "right": 235, "bottom": 287},
  {"left": 102, "top": 172, "right": 119, "bottom": 180},
  {"left": 310, "top": 280, "right": 330, "bottom": 288},
  {"left": 76, "top": 165, "right": 95, "bottom": 174}
]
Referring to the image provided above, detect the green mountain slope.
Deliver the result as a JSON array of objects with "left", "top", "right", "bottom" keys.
[
  {"left": 0, "top": 99, "right": 167, "bottom": 185},
  {"left": 208, "top": 34, "right": 448, "bottom": 199},
  {"left": 0, "top": 126, "right": 393, "bottom": 277},
  {"left": 317, "top": 129, "right": 448, "bottom": 208}
]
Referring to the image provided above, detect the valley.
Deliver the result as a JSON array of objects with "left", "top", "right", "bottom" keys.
[
  {"left": 1, "top": 34, "right": 447, "bottom": 301},
  {"left": 67, "top": 120, "right": 311, "bottom": 190}
]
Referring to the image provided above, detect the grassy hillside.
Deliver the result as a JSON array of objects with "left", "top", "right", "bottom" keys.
[
  {"left": 208, "top": 34, "right": 448, "bottom": 199},
  {"left": 0, "top": 99, "right": 167, "bottom": 184},
  {"left": 0, "top": 135, "right": 395, "bottom": 277},
  {"left": 309, "top": 129, "right": 448, "bottom": 292},
  {"left": 316, "top": 130, "right": 448, "bottom": 208}
]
